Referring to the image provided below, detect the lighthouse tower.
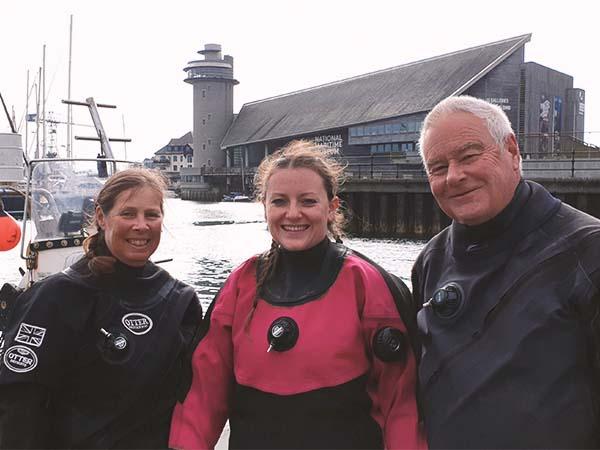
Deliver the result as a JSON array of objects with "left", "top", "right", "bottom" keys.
[{"left": 184, "top": 44, "right": 238, "bottom": 170}]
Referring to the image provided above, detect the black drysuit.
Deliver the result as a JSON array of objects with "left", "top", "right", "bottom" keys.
[
  {"left": 412, "top": 180, "right": 600, "bottom": 449},
  {"left": 0, "top": 258, "right": 202, "bottom": 449}
]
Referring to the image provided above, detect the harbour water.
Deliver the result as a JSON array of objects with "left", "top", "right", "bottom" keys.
[{"left": 0, "top": 198, "right": 426, "bottom": 310}]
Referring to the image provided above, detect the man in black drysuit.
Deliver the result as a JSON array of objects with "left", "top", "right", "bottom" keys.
[{"left": 412, "top": 95, "right": 600, "bottom": 449}]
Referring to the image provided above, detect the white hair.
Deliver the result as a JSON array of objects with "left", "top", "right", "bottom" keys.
[{"left": 418, "top": 95, "right": 515, "bottom": 163}]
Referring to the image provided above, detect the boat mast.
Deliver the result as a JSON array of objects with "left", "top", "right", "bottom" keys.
[
  {"left": 25, "top": 70, "right": 29, "bottom": 156},
  {"left": 67, "top": 15, "right": 73, "bottom": 159},
  {"left": 122, "top": 113, "right": 127, "bottom": 160},
  {"left": 35, "top": 67, "right": 41, "bottom": 159},
  {"left": 0, "top": 91, "right": 16, "bottom": 133},
  {"left": 42, "top": 44, "right": 47, "bottom": 157}
]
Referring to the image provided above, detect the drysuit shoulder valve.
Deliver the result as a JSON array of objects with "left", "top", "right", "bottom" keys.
[
  {"left": 373, "top": 327, "right": 406, "bottom": 362},
  {"left": 425, "top": 282, "right": 464, "bottom": 319}
]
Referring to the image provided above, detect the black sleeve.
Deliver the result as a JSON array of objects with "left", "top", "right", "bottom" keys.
[
  {"left": 0, "top": 383, "right": 54, "bottom": 448},
  {"left": 181, "top": 292, "right": 204, "bottom": 350},
  {"left": 0, "top": 276, "right": 89, "bottom": 389},
  {"left": 176, "top": 292, "right": 204, "bottom": 402},
  {"left": 411, "top": 263, "right": 424, "bottom": 311}
]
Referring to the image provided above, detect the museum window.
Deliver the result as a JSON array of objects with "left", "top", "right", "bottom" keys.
[
  {"left": 353, "top": 126, "right": 364, "bottom": 136},
  {"left": 370, "top": 144, "right": 387, "bottom": 154},
  {"left": 401, "top": 142, "right": 415, "bottom": 152}
]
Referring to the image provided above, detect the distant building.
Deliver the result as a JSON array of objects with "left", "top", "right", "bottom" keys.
[
  {"left": 150, "top": 132, "right": 193, "bottom": 187},
  {"left": 180, "top": 36, "right": 592, "bottom": 200}
]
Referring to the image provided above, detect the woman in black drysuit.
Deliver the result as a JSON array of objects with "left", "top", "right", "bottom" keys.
[{"left": 0, "top": 168, "right": 202, "bottom": 449}]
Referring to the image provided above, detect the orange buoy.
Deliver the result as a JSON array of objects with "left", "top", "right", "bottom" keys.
[{"left": 0, "top": 210, "right": 21, "bottom": 251}]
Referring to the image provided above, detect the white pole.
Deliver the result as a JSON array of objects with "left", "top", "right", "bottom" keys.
[
  {"left": 42, "top": 44, "right": 47, "bottom": 157},
  {"left": 122, "top": 113, "right": 127, "bottom": 160},
  {"left": 67, "top": 15, "right": 73, "bottom": 158},
  {"left": 35, "top": 67, "right": 41, "bottom": 159},
  {"left": 25, "top": 70, "right": 29, "bottom": 158}
]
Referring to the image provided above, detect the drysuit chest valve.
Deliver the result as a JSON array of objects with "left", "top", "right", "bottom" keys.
[{"left": 267, "top": 317, "right": 299, "bottom": 352}]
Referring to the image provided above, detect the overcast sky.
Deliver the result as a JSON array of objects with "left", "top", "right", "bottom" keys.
[{"left": 1, "top": 0, "right": 598, "bottom": 162}]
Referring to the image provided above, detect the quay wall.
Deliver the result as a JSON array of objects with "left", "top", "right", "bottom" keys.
[
  {"left": 180, "top": 187, "right": 222, "bottom": 202},
  {"left": 341, "top": 178, "right": 600, "bottom": 239}
]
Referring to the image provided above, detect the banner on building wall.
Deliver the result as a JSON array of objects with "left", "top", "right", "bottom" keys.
[
  {"left": 553, "top": 96, "right": 562, "bottom": 134},
  {"left": 539, "top": 94, "right": 551, "bottom": 134},
  {"left": 578, "top": 91, "right": 585, "bottom": 116},
  {"left": 313, "top": 134, "right": 343, "bottom": 152},
  {"left": 553, "top": 96, "right": 562, "bottom": 154},
  {"left": 485, "top": 97, "right": 512, "bottom": 111}
]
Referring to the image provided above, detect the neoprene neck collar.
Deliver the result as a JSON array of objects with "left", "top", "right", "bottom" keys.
[
  {"left": 450, "top": 180, "right": 561, "bottom": 259},
  {"left": 261, "top": 238, "right": 346, "bottom": 305},
  {"left": 452, "top": 179, "right": 529, "bottom": 247}
]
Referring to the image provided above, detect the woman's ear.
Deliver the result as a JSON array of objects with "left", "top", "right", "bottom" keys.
[
  {"left": 95, "top": 206, "right": 105, "bottom": 230},
  {"left": 329, "top": 196, "right": 340, "bottom": 217}
]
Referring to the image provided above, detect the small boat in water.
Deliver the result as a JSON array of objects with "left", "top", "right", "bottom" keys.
[
  {"left": 194, "top": 219, "right": 235, "bottom": 226},
  {"left": 222, "top": 192, "right": 252, "bottom": 203},
  {"left": 193, "top": 219, "right": 263, "bottom": 227}
]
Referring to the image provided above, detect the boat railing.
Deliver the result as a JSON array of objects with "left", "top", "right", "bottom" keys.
[{"left": 20, "top": 157, "right": 141, "bottom": 264}]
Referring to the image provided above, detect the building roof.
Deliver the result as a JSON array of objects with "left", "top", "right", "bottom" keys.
[
  {"left": 155, "top": 131, "right": 194, "bottom": 155},
  {"left": 168, "top": 131, "right": 193, "bottom": 146},
  {"left": 221, "top": 34, "right": 531, "bottom": 148}
]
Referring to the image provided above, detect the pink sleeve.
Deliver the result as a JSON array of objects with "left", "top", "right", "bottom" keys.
[
  {"left": 169, "top": 262, "right": 249, "bottom": 450},
  {"left": 356, "top": 262, "right": 427, "bottom": 450}
]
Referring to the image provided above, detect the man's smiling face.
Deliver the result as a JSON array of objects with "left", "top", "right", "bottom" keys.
[{"left": 422, "top": 111, "right": 521, "bottom": 225}]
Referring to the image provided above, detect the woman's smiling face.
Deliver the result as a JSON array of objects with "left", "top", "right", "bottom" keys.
[
  {"left": 96, "top": 186, "right": 163, "bottom": 266},
  {"left": 264, "top": 167, "right": 339, "bottom": 251}
]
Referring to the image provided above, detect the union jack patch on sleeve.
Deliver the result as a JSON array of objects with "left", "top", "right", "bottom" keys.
[{"left": 15, "top": 323, "right": 47, "bottom": 347}]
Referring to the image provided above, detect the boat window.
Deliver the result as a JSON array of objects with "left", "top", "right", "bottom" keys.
[{"left": 28, "top": 160, "right": 135, "bottom": 241}]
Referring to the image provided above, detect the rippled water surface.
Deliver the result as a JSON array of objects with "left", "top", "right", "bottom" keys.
[{"left": 1, "top": 198, "right": 426, "bottom": 310}]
